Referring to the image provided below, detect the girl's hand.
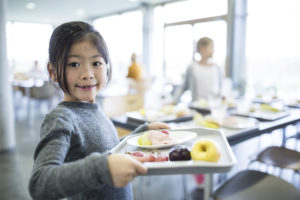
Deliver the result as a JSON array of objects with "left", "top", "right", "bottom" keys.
[
  {"left": 107, "top": 154, "right": 147, "bottom": 188},
  {"left": 147, "top": 122, "right": 171, "bottom": 130}
]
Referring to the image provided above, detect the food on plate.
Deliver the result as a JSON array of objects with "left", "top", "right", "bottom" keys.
[
  {"left": 137, "top": 130, "right": 176, "bottom": 146},
  {"left": 193, "top": 114, "right": 221, "bottom": 129},
  {"left": 126, "top": 151, "right": 169, "bottom": 162},
  {"left": 194, "top": 98, "right": 209, "bottom": 108},
  {"left": 137, "top": 132, "right": 152, "bottom": 145},
  {"left": 260, "top": 104, "right": 280, "bottom": 112},
  {"left": 204, "top": 116, "right": 221, "bottom": 129},
  {"left": 139, "top": 108, "right": 146, "bottom": 116},
  {"left": 176, "top": 108, "right": 189, "bottom": 117},
  {"left": 169, "top": 145, "right": 191, "bottom": 161},
  {"left": 222, "top": 116, "right": 257, "bottom": 129},
  {"left": 160, "top": 104, "right": 176, "bottom": 115},
  {"left": 221, "top": 97, "right": 237, "bottom": 108},
  {"left": 191, "top": 139, "right": 220, "bottom": 162}
]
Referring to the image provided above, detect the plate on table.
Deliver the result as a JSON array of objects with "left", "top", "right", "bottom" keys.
[
  {"left": 127, "top": 130, "right": 197, "bottom": 149},
  {"left": 222, "top": 116, "right": 258, "bottom": 129},
  {"left": 189, "top": 100, "right": 211, "bottom": 114}
]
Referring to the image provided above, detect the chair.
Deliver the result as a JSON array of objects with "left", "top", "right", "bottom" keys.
[
  {"left": 249, "top": 146, "right": 300, "bottom": 182},
  {"left": 254, "top": 146, "right": 300, "bottom": 170},
  {"left": 212, "top": 170, "right": 300, "bottom": 200},
  {"left": 30, "top": 80, "right": 58, "bottom": 113}
]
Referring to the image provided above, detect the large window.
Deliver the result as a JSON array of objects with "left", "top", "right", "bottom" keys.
[
  {"left": 93, "top": 11, "right": 143, "bottom": 81},
  {"left": 246, "top": 0, "right": 300, "bottom": 98},
  {"left": 153, "top": 0, "right": 228, "bottom": 82},
  {"left": 6, "top": 22, "right": 53, "bottom": 74}
]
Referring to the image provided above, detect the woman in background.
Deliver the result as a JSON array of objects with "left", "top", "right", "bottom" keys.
[{"left": 174, "top": 37, "right": 223, "bottom": 103}]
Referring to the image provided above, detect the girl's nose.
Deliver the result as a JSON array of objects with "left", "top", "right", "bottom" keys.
[{"left": 81, "top": 66, "right": 94, "bottom": 80}]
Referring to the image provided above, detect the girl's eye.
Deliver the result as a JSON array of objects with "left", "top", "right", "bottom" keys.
[
  {"left": 68, "top": 62, "right": 79, "bottom": 67},
  {"left": 93, "top": 61, "right": 103, "bottom": 67}
]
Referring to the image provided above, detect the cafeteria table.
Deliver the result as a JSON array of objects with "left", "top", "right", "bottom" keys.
[{"left": 111, "top": 107, "right": 300, "bottom": 200}]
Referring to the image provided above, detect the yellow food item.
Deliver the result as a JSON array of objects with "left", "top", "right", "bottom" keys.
[
  {"left": 191, "top": 139, "right": 221, "bottom": 162},
  {"left": 193, "top": 113, "right": 205, "bottom": 126},
  {"left": 176, "top": 109, "right": 188, "bottom": 117},
  {"left": 260, "top": 104, "right": 280, "bottom": 112},
  {"left": 139, "top": 108, "right": 146, "bottom": 116},
  {"left": 160, "top": 105, "right": 176, "bottom": 115},
  {"left": 204, "top": 121, "right": 220, "bottom": 129},
  {"left": 194, "top": 114, "right": 221, "bottom": 129},
  {"left": 137, "top": 132, "right": 151, "bottom": 145}
]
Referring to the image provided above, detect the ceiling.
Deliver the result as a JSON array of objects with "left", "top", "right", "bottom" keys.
[{"left": 7, "top": 0, "right": 180, "bottom": 25}]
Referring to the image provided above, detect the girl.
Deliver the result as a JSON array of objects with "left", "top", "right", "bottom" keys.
[
  {"left": 174, "top": 37, "right": 223, "bottom": 103},
  {"left": 28, "top": 21, "right": 170, "bottom": 200}
]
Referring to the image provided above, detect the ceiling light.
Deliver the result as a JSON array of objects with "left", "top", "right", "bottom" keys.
[
  {"left": 76, "top": 9, "right": 85, "bottom": 16},
  {"left": 26, "top": 2, "right": 36, "bottom": 10}
]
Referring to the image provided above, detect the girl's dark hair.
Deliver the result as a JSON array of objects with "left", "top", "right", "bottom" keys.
[{"left": 48, "top": 21, "right": 112, "bottom": 94}]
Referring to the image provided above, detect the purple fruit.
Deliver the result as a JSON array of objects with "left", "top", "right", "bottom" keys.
[{"left": 169, "top": 145, "right": 191, "bottom": 161}]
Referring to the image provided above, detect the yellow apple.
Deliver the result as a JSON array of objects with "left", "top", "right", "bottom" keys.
[
  {"left": 191, "top": 139, "right": 221, "bottom": 162},
  {"left": 137, "top": 132, "right": 151, "bottom": 145}
]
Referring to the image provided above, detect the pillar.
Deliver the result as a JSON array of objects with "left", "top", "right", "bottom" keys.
[{"left": 0, "top": 0, "right": 16, "bottom": 151}]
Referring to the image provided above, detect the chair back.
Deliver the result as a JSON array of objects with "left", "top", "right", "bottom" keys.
[{"left": 212, "top": 170, "right": 300, "bottom": 200}]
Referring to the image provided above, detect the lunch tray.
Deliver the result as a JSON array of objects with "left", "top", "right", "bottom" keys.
[
  {"left": 111, "top": 127, "right": 237, "bottom": 175},
  {"left": 231, "top": 110, "right": 290, "bottom": 121},
  {"left": 126, "top": 112, "right": 194, "bottom": 125}
]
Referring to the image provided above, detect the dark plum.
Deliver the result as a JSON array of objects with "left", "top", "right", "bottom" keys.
[{"left": 169, "top": 145, "right": 191, "bottom": 161}]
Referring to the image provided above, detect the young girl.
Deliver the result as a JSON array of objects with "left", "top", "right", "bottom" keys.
[
  {"left": 28, "top": 21, "right": 170, "bottom": 200},
  {"left": 174, "top": 37, "right": 223, "bottom": 103}
]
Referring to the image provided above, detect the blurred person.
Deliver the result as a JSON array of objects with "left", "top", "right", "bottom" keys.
[
  {"left": 127, "top": 53, "right": 143, "bottom": 81},
  {"left": 173, "top": 37, "right": 223, "bottom": 103},
  {"left": 28, "top": 21, "right": 170, "bottom": 200}
]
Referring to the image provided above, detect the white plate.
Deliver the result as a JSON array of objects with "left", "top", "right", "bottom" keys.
[
  {"left": 127, "top": 131, "right": 197, "bottom": 149},
  {"left": 222, "top": 116, "right": 257, "bottom": 129}
]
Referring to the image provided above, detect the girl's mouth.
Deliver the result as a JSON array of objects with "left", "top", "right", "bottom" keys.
[{"left": 76, "top": 84, "right": 96, "bottom": 90}]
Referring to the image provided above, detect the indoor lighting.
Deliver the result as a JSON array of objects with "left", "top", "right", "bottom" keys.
[
  {"left": 26, "top": 2, "right": 36, "bottom": 10},
  {"left": 76, "top": 9, "right": 85, "bottom": 16}
]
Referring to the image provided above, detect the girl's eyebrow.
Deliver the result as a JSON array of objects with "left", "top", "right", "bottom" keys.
[{"left": 68, "top": 54, "right": 102, "bottom": 59}]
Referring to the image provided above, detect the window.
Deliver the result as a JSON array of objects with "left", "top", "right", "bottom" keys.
[
  {"left": 93, "top": 11, "right": 143, "bottom": 81},
  {"left": 153, "top": 0, "right": 228, "bottom": 82},
  {"left": 246, "top": 0, "right": 300, "bottom": 98},
  {"left": 6, "top": 22, "right": 53, "bottom": 73}
]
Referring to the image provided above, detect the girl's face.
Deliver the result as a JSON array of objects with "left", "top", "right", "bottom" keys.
[{"left": 63, "top": 40, "right": 107, "bottom": 103}]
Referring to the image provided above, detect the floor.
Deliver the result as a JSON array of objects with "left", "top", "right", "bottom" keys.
[{"left": 1, "top": 94, "right": 299, "bottom": 200}]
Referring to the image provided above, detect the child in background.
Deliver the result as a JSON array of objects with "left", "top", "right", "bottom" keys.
[
  {"left": 174, "top": 37, "right": 223, "bottom": 103},
  {"left": 28, "top": 21, "right": 170, "bottom": 200}
]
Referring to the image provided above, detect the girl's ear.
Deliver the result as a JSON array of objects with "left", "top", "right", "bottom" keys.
[{"left": 47, "top": 62, "right": 57, "bottom": 82}]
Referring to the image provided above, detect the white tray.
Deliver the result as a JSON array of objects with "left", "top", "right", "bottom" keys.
[{"left": 111, "top": 128, "right": 237, "bottom": 175}]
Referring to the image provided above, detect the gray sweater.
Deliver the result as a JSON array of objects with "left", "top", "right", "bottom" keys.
[{"left": 28, "top": 101, "right": 147, "bottom": 200}]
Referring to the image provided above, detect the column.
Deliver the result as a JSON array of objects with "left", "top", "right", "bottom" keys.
[
  {"left": 0, "top": 0, "right": 16, "bottom": 151},
  {"left": 226, "top": 0, "right": 247, "bottom": 95},
  {"left": 142, "top": 3, "right": 154, "bottom": 76}
]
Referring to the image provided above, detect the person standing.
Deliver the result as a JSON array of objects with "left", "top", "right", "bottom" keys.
[{"left": 174, "top": 37, "right": 223, "bottom": 103}]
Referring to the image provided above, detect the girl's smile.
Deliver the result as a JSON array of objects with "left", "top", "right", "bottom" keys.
[{"left": 63, "top": 40, "right": 107, "bottom": 103}]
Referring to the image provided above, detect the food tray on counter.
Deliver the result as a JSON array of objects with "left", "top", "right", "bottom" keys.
[
  {"left": 126, "top": 111, "right": 194, "bottom": 125},
  {"left": 230, "top": 110, "right": 290, "bottom": 121},
  {"left": 111, "top": 128, "right": 237, "bottom": 175}
]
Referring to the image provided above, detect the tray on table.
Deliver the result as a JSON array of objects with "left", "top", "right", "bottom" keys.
[
  {"left": 230, "top": 110, "right": 290, "bottom": 121},
  {"left": 126, "top": 111, "right": 194, "bottom": 125},
  {"left": 111, "top": 128, "right": 237, "bottom": 175}
]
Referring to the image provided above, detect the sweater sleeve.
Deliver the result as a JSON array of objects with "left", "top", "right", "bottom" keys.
[
  {"left": 28, "top": 115, "right": 113, "bottom": 200},
  {"left": 173, "top": 65, "right": 192, "bottom": 104}
]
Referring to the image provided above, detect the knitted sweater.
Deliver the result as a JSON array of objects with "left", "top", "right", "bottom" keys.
[{"left": 29, "top": 101, "right": 147, "bottom": 200}]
